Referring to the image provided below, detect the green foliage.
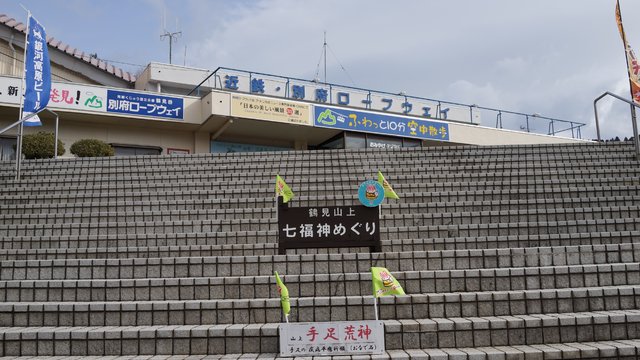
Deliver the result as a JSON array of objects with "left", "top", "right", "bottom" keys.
[
  {"left": 18, "top": 132, "right": 65, "bottom": 159},
  {"left": 70, "top": 139, "right": 115, "bottom": 157}
]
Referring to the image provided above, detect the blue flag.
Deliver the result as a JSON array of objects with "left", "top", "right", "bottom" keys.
[{"left": 23, "top": 15, "right": 50, "bottom": 126}]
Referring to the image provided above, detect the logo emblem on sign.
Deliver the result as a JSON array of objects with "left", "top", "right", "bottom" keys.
[{"left": 358, "top": 180, "right": 385, "bottom": 207}]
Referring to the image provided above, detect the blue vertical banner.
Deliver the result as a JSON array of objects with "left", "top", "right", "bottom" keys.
[{"left": 23, "top": 15, "right": 51, "bottom": 126}]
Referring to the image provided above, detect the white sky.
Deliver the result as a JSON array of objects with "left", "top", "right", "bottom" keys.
[{"left": 3, "top": 0, "right": 640, "bottom": 139}]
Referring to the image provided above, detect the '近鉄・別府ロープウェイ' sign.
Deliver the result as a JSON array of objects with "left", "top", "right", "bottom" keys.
[{"left": 314, "top": 105, "right": 449, "bottom": 141}]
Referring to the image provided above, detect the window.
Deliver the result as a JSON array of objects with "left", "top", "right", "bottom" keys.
[
  {"left": 345, "top": 133, "right": 366, "bottom": 149},
  {"left": 366, "top": 135, "right": 402, "bottom": 149},
  {"left": 317, "top": 133, "right": 345, "bottom": 150},
  {"left": 110, "top": 144, "right": 162, "bottom": 156},
  {"left": 0, "top": 136, "right": 17, "bottom": 161}
]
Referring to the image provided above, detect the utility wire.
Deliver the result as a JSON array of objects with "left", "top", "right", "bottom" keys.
[
  {"left": 313, "top": 47, "right": 324, "bottom": 82},
  {"left": 98, "top": 59, "right": 145, "bottom": 69},
  {"left": 327, "top": 44, "right": 357, "bottom": 87}
]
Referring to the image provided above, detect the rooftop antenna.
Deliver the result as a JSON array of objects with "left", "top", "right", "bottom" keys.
[
  {"left": 160, "top": 11, "right": 181, "bottom": 64},
  {"left": 323, "top": 31, "right": 327, "bottom": 83},
  {"left": 313, "top": 31, "right": 357, "bottom": 86},
  {"left": 314, "top": 31, "right": 328, "bottom": 83}
]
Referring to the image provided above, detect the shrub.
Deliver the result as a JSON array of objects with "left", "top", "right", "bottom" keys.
[
  {"left": 70, "top": 139, "right": 115, "bottom": 157},
  {"left": 17, "top": 132, "right": 65, "bottom": 159}
]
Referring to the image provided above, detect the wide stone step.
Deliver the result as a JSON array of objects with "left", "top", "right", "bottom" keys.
[
  {"left": 16, "top": 153, "right": 630, "bottom": 174},
  {"left": 2, "top": 311, "right": 640, "bottom": 355},
  {"left": 2, "top": 285, "right": 640, "bottom": 326},
  {"left": 3, "top": 243, "right": 640, "bottom": 280},
  {"left": 1, "top": 263, "right": 638, "bottom": 297},
  {"left": 1, "top": 143, "right": 632, "bottom": 171},
  {"left": 1, "top": 343, "right": 639, "bottom": 360},
  {"left": 0, "top": 207, "right": 274, "bottom": 224},
  {"left": 3, "top": 231, "right": 639, "bottom": 260},
  {"left": 3, "top": 218, "right": 639, "bottom": 251},
  {"left": 3, "top": 159, "right": 636, "bottom": 183},
  {"left": 2, "top": 204, "right": 638, "bottom": 227},
  {"left": 3, "top": 175, "right": 638, "bottom": 197},
  {"left": 384, "top": 310, "right": 640, "bottom": 349},
  {"left": 4, "top": 167, "right": 638, "bottom": 193},
  {"left": 4, "top": 184, "right": 639, "bottom": 206},
  {"left": 2, "top": 151, "right": 633, "bottom": 169},
  {"left": 0, "top": 231, "right": 635, "bottom": 260},
  {"left": 3, "top": 206, "right": 638, "bottom": 237},
  {"left": 3, "top": 194, "right": 638, "bottom": 218},
  {"left": 384, "top": 231, "right": 640, "bottom": 252},
  {"left": 0, "top": 243, "right": 281, "bottom": 260}
]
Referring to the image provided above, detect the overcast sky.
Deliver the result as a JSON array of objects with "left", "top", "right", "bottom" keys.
[{"left": 2, "top": 0, "right": 640, "bottom": 139}]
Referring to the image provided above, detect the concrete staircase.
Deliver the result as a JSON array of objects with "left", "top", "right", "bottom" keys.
[{"left": 1, "top": 142, "right": 640, "bottom": 359}]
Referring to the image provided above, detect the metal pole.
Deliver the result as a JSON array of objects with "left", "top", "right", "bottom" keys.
[
  {"left": 323, "top": 31, "right": 327, "bottom": 83},
  {"left": 373, "top": 297, "right": 378, "bottom": 320},
  {"left": 0, "top": 112, "right": 40, "bottom": 136},
  {"left": 15, "top": 10, "right": 31, "bottom": 181},
  {"left": 593, "top": 100, "right": 606, "bottom": 143},
  {"left": 631, "top": 111, "right": 640, "bottom": 158},
  {"left": 54, "top": 113, "right": 59, "bottom": 159},
  {"left": 16, "top": 123, "right": 23, "bottom": 180}
]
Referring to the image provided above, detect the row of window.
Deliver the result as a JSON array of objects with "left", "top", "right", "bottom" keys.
[
  {"left": 317, "top": 132, "right": 421, "bottom": 150},
  {"left": 0, "top": 131, "right": 423, "bottom": 160}
]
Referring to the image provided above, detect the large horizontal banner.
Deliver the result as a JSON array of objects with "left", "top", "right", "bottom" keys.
[
  {"left": 107, "top": 90, "right": 184, "bottom": 119},
  {"left": 0, "top": 76, "right": 185, "bottom": 121},
  {"left": 314, "top": 105, "right": 450, "bottom": 141},
  {"left": 231, "top": 94, "right": 311, "bottom": 126}
]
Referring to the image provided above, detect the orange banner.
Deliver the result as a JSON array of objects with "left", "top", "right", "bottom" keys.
[{"left": 616, "top": 0, "right": 640, "bottom": 104}]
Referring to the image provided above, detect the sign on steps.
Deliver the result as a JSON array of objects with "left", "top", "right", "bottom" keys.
[
  {"left": 279, "top": 320, "right": 385, "bottom": 356},
  {"left": 277, "top": 200, "right": 381, "bottom": 254}
]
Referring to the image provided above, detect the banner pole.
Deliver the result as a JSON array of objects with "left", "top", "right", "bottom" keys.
[
  {"left": 616, "top": 0, "right": 639, "bottom": 131},
  {"left": 275, "top": 194, "right": 279, "bottom": 254},
  {"left": 54, "top": 112, "right": 59, "bottom": 159},
  {"left": 373, "top": 296, "right": 378, "bottom": 320},
  {"left": 15, "top": 10, "right": 30, "bottom": 181}
]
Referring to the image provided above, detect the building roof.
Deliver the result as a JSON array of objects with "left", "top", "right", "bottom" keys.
[{"left": 0, "top": 13, "right": 136, "bottom": 83}]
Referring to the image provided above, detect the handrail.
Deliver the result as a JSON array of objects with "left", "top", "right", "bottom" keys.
[
  {"left": 0, "top": 111, "right": 39, "bottom": 136},
  {"left": 594, "top": 91, "right": 640, "bottom": 159},
  {"left": 188, "top": 66, "right": 586, "bottom": 138},
  {"left": 186, "top": 66, "right": 221, "bottom": 96}
]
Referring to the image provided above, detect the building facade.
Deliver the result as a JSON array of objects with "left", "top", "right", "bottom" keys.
[{"left": 0, "top": 14, "right": 588, "bottom": 161}]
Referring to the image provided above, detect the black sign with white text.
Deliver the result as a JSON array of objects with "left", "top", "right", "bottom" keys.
[{"left": 277, "top": 200, "right": 381, "bottom": 254}]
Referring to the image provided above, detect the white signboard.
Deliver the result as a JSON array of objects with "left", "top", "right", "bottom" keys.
[
  {"left": 279, "top": 320, "right": 384, "bottom": 357},
  {"left": 0, "top": 76, "right": 107, "bottom": 113},
  {"left": 0, "top": 76, "right": 185, "bottom": 121}
]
